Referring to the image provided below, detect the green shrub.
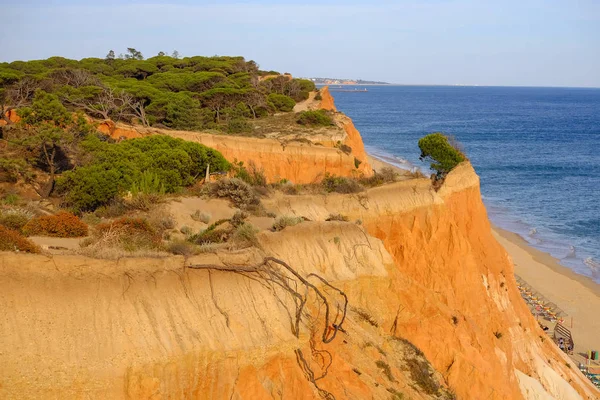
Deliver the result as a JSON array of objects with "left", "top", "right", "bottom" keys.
[
  {"left": 296, "top": 110, "right": 334, "bottom": 126},
  {"left": 0, "top": 226, "right": 41, "bottom": 253},
  {"left": 230, "top": 223, "right": 259, "bottom": 248},
  {"left": 234, "top": 161, "right": 267, "bottom": 186},
  {"left": 208, "top": 178, "right": 260, "bottom": 209},
  {"left": 23, "top": 211, "right": 88, "bottom": 237},
  {"left": 418, "top": 133, "right": 466, "bottom": 179},
  {"left": 227, "top": 118, "right": 252, "bottom": 134},
  {"left": 58, "top": 135, "right": 230, "bottom": 211},
  {"left": 322, "top": 174, "right": 364, "bottom": 194},
  {"left": 189, "top": 219, "right": 229, "bottom": 244},
  {"left": 0, "top": 209, "right": 31, "bottom": 232},
  {"left": 272, "top": 215, "right": 304, "bottom": 232},
  {"left": 131, "top": 170, "right": 165, "bottom": 196},
  {"left": 267, "top": 93, "right": 296, "bottom": 112},
  {"left": 1, "top": 193, "right": 21, "bottom": 205}
]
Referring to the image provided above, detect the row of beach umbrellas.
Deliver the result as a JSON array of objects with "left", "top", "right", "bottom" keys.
[{"left": 515, "top": 275, "right": 567, "bottom": 322}]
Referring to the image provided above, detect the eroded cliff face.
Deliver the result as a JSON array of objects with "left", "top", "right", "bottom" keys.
[
  {"left": 90, "top": 88, "right": 372, "bottom": 184},
  {"left": 1, "top": 164, "right": 597, "bottom": 400},
  {"left": 265, "top": 164, "right": 599, "bottom": 400}
]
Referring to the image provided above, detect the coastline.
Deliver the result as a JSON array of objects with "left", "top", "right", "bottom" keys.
[
  {"left": 493, "top": 226, "right": 600, "bottom": 360},
  {"left": 368, "top": 151, "right": 600, "bottom": 360}
]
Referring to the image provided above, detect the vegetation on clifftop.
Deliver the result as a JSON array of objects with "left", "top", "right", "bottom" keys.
[
  {"left": 418, "top": 132, "right": 466, "bottom": 179},
  {"left": 1, "top": 83, "right": 230, "bottom": 210},
  {"left": 0, "top": 49, "right": 315, "bottom": 132}
]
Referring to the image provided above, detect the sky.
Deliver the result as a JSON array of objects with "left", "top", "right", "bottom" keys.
[{"left": 2, "top": 0, "right": 599, "bottom": 87}]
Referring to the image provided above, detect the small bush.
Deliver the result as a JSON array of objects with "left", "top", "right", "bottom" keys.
[
  {"left": 314, "top": 93, "right": 322, "bottom": 101},
  {"left": 2, "top": 193, "right": 20, "bottom": 205},
  {"left": 405, "top": 358, "right": 439, "bottom": 395},
  {"left": 390, "top": 336, "right": 424, "bottom": 357},
  {"left": 272, "top": 215, "right": 303, "bottom": 232},
  {"left": 94, "top": 199, "right": 129, "bottom": 218},
  {"left": 418, "top": 133, "right": 466, "bottom": 179},
  {"left": 23, "top": 211, "right": 88, "bottom": 237},
  {"left": 180, "top": 225, "right": 193, "bottom": 235},
  {"left": 494, "top": 331, "right": 503, "bottom": 339},
  {"left": 147, "top": 208, "right": 176, "bottom": 231},
  {"left": 335, "top": 142, "right": 352, "bottom": 155},
  {"left": 326, "top": 213, "right": 349, "bottom": 222},
  {"left": 267, "top": 93, "right": 296, "bottom": 112},
  {"left": 167, "top": 240, "right": 197, "bottom": 257},
  {"left": 131, "top": 170, "right": 165, "bottom": 196},
  {"left": 387, "top": 388, "right": 405, "bottom": 400},
  {"left": 230, "top": 223, "right": 259, "bottom": 248},
  {"left": 92, "top": 217, "right": 161, "bottom": 250},
  {"left": 227, "top": 118, "right": 252, "bottom": 134},
  {"left": 191, "top": 210, "right": 211, "bottom": 224},
  {"left": 128, "top": 192, "right": 163, "bottom": 211},
  {"left": 209, "top": 178, "right": 260, "bottom": 209},
  {"left": 375, "top": 360, "right": 395, "bottom": 382},
  {"left": 189, "top": 219, "right": 229, "bottom": 244},
  {"left": 360, "top": 167, "right": 399, "bottom": 187},
  {"left": 0, "top": 226, "right": 41, "bottom": 253},
  {"left": 296, "top": 110, "right": 334, "bottom": 126},
  {"left": 0, "top": 209, "right": 32, "bottom": 232},
  {"left": 234, "top": 161, "right": 267, "bottom": 186},
  {"left": 322, "top": 174, "right": 364, "bottom": 194},
  {"left": 352, "top": 307, "right": 379, "bottom": 327},
  {"left": 230, "top": 210, "right": 248, "bottom": 227}
]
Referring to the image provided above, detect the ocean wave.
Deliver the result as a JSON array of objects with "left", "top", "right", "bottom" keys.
[
  {"left": 584, "top": 257, "right": 599, "bottom": 271},
  {"left": 366, "top": 147, "right": 425, "bottom": 172}
]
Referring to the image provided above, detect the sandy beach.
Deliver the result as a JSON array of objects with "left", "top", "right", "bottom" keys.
[{"left": 493, "top": 227, "right": 600, "bottom": 362}]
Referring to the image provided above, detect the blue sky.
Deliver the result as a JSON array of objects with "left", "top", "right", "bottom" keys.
[{"left": 2, "top": 0, "right": 599, "bottom": 87}]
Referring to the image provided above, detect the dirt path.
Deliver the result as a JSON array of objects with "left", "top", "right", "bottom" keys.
[{"left": 292, "top": 91, "right": 318, "bottom": 112}]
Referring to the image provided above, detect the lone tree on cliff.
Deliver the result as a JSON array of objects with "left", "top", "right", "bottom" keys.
[{"left": 418, "top": 132, "right": 466, "bottom": 180}]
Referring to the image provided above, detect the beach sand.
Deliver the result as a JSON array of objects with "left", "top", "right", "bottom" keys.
[{"left": 493, "top": 227, "right": 600, "bottom": 363}]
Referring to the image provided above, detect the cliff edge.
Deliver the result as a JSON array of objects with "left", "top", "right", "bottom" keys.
[{"left": 1, "top": 163, "right": 598, "bottom": 399}]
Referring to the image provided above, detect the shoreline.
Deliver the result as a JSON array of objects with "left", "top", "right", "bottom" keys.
[
  {"left": 368, "top": 151, "right": 600, "bottom": 359},
  {"left": 492, "top": 227, "right": 600, "bottom": 362}
]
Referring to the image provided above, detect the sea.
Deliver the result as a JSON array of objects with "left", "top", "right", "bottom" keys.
[{"left": 329, "top": 85, "right": 600, "bottom": 284}]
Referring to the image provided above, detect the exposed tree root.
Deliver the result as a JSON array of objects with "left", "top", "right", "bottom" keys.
[{"left": 186, "top": 256, "right": 348, "bottom": 399}]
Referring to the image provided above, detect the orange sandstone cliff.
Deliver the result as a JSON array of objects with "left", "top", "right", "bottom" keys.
[
  {"left": 91, "top": 88, "right": 373, "bottom": 184},
  {"left": 1, "top": 163, "right": 598, "bottom": 399}
]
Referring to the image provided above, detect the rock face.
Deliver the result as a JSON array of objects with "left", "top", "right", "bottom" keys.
[
  {"left": 165, "top": 129, "right": 371, "bottom": 184},
  {"left": 0, "top": 109, "right": 21, "bottom": 126},
  {"left": 1, "top": 163, "right": 598, "bottom": 399},
  {"left": 266, "top": 163, "right": 599, "bottom": 400},
  {"left": 90, "top": 88, "right": 373, "bottom": 184}
]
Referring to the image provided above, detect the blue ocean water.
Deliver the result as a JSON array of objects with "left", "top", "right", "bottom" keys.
[{"left": 330, "top": 85, "right": 600, "bottom": 283}]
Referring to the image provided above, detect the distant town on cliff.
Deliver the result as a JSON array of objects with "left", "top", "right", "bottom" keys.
[{"left": 307, "top": 77, "right": 390, "bottom": 85}]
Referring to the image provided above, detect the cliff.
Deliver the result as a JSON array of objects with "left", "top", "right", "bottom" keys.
[
  {"left": 91, "top": 88, "right": 373, "bottom": 184},
  {"left": 1, "top": 164, "right": 598, "bottom": 399}
]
